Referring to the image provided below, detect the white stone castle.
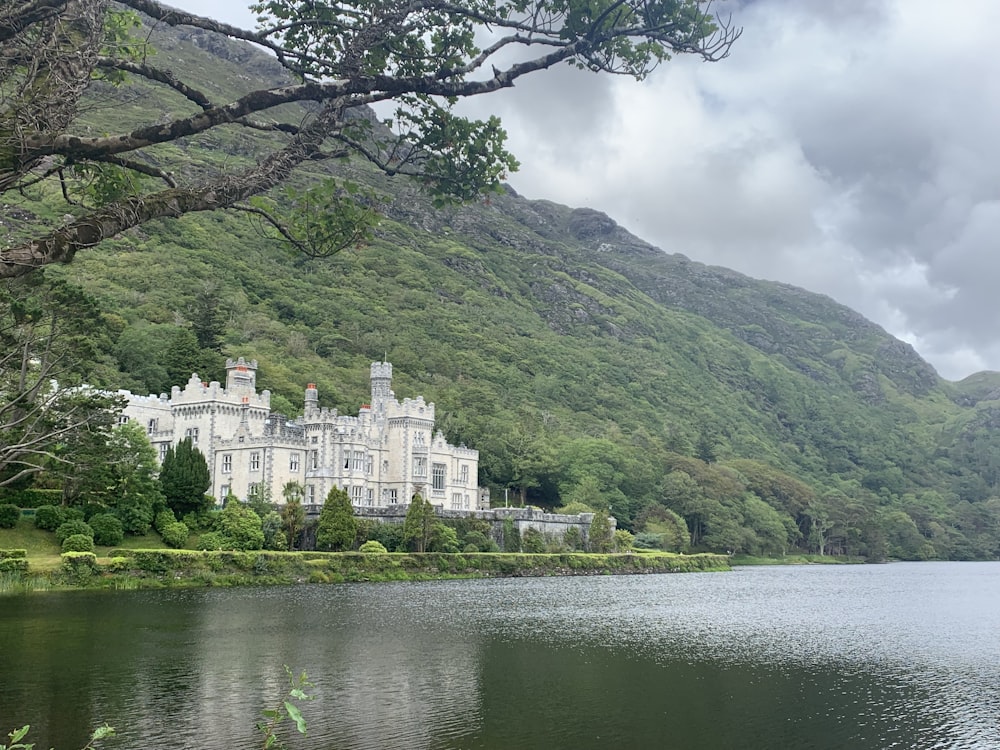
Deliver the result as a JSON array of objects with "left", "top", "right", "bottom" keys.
[{"left": 120, "top": 358, "right": 485, "bottom": 510}]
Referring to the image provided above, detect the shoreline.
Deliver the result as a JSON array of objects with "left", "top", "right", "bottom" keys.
[{"left": 2, "top": 549, "right": 732, "bottom": 594}]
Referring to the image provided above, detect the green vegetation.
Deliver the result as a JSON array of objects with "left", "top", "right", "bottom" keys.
[
  {"left": 1, "top": 8, "right": 1000, "bottom": 564},
  {"left": 315, "top": 488, "right": 356, "bottom": 551}
]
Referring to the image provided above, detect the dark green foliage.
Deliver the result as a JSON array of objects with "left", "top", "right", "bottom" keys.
[
  {"left": 588, "top": 510, "right": 613, "bottom": 553},
  {"left": 0, "top": 488, "right": 62, "bottom": 508},
  {"left": 429, "top": 523, "right": 461, "bottom": 553},
  {"left": 160, "top": 521, "right": 190, "bottom": 549},
  {"left": 522, "top": 526, "right": 545, "bottom": 554},
  {"left": 34, "top": 505, "right": 65, "bottom": 531},
  {"left": 0, "top": 504, "right": 19, "bottom": 528},
  {"left": 632, "top": 532, "right": 663, "bottom": 550},
  {"left": 502, "top": 517, "right": 521, "bottom": 553},
  {"left": 89, "top": 513, "right": 125, "bottom": 546},
  {"left": 154, "top": 509, "right": 177, "bottom": 534},
  {"left": 61, "top": 533, "right": 95, "bottom": 553},
  {"left": 262, "top": 511, "right": 286, "bottom": 551},
  {"left": 461, "top": 530, "right": 493, "bottom": 552},
  {"left": 316, "top": 487, "right": 356, "bottom": 551},
  {"left": 563, "top": 526, "right": 583, "bottom": 551},
  {"left": 159, "top": 438, "right": 211, "bottom": 517},
  {"left": 369, "top": 522, "right": 406, "bottom": 553},
  {"left": 55, "top": 519, "right": 94, "bottom": 543},
  {"left": 402, "top": 494, "right": 435, "bottom": 552}
]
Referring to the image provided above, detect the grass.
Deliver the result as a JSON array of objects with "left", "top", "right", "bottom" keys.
[{"left": 731, "top": 553, "right": 863, "bottom": 566}]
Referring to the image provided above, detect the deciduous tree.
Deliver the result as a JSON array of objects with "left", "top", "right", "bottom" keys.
[{"left": 0, "top": 0, "right": 737, "bottom": 277}]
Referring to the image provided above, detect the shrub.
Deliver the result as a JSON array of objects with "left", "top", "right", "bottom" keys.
[
  {"left": 56, "top": 519, "right": 94, "bottom": 543},
  {"left": 62, "top": 533, "right": 95, "bottom": 553},
  {"left": 81, "top": 502, "right": 106, "bottom": 520},
  {"left": 63, "top": 507, "right": 85, "bottom": 523},
  {"left": 0, "top": 504, "right": 20, "bottom": 528},
  {"left": 34, "top": 505, "right": 65, "bottom": 531},
  {"left": 522, "top": 527, "right": 545, "bottom": 554},
  {"left": 61, "top": 551, "right": 98, "bottom": 582},
  {"left": 563, "top": 526, "right": 583, "bottom": 551},
  {"left": 429, "top": 523, "right": 460, "bottom": 553},
  {"left": 359, "top": 540, "right": 388, "bottom": 554},
  {"left": 89, "top": 514, "right": 125, "bottom": 546},
  {"left": 633, "top": 532, "right": 664, "bottom": 550},
  {"left": 462, "top": 543, "right": 479, "bottom": 553},
  {"left": 161, "top": 521, "right": 189, "bottom": 549},
  {"left": 614, "top": 529, "right": 636, "bottom": 552},
  {"left": 154, "top": 509, "right": 177, "bottom": 534},
  {"left": 462, "top": 530, "right": 491, "bottom": 552}
]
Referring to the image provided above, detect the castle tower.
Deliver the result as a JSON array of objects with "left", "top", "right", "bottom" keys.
[
  {"left": 225, "top": 357, "right": 258, "bottom": 395},
  {"left": 304, "top": 382, "right": 319, "bottom": 418},
  {"left": 370, "top": 361, "right": 392, "bottom": 418}
]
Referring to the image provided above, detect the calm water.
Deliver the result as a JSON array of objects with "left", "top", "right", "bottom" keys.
[{"left": 2, "top": 563, "right": 999, "bottom": 749}]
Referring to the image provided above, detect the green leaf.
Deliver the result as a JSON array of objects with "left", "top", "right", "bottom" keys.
[
  {"left": 90, "top": 724, "right": 116, "bottom": 741},
  {"left": 284, "top": 701, "right": 308, "bottom": 734}
]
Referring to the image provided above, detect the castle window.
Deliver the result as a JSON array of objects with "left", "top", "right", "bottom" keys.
[
  {"left": 366, "top": 488, "right": 374, "bottom": 505},
  {"left": 464, "top": 494, "right": 471, "bottom": 510},
  {"left": 388, "top": 489, "right": 398, "bottom": 505},
  {"left": 365, "top": 455, "right": 373, "bottom": 475},
  {"left": 460, "top": 464, "right": 469, "bottom": 484},
  {"left": 311, "top": 436, "right": 318, "bottom": 444},
  {"left": 117, "top": 415, "right": 129, "bottom": 425},
  {"left": 220, "top": 484, "right": 229, "bottom": 499},
  {"left": 413, "top": 456, "right": 427, "bottom": 478},
  {"left": 451, "top": 493, "right": 462, "bottom": 510},
  {"left": 311, "top": 450, "right": 318, "bottom": 469},
  {"left": 307, "top": 485, "right": 316, "bottom": 503},
  {"left": 414, "top": 431, "right": 425, "bottom": 446},
  {"left": 250, "top": 452, "right": 260, "bottom": 471},
  {"left": 289, "top": 453, "right": 300, "bottom": 472},
  {"left": 350, "top": 486, "right": 364, "bottom": 503},
  {"left": 352, "top": 451, "right": 364, "bottom": 470},
  {"left": 222, "top": 454, "right": 232, "bottom": 473},
  {"left": 382, "top": 460, "right": 389, "bottom": 474},
  {"left": 185, "top": 427, "right": 199, "bottom": 445},
  {"left": 158, "top": 443, "right": 168, "bottom": 461},
  {"left": 432, "top": 463, "right": 446, "bottom": 492},
  {"left": 147, "top": 418, "right": 157, "bottom": 435},
  {"left": 248, "top": 482, "right": 260, "bottom": 499}
]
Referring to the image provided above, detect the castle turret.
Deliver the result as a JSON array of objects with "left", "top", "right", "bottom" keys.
[
  {"left": 304, "top": 382, "right": 319, "bottom": 418},
  {"left": 370, "top": 362, "right": 392, "bottom": 418},
  {"left": 226, "top": 357, "right": 258, "bottom": 395}
]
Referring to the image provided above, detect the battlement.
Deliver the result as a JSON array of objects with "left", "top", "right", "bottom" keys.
[{"left": 387, "top": 396, "right": 435, "bottom": 420}]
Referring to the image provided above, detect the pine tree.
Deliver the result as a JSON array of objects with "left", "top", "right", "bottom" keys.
[
  {"left": 316, "top": 487, "right": 356, "bottom": 551},
  {"left": 159, "top": 437, "right": 211, "bottom": 516}
]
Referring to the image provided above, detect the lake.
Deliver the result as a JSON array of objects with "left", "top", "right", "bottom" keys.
[{"left": 2, "top": 562, "right": 999, "bottom": 749}]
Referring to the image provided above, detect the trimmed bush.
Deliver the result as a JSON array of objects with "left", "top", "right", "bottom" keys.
[
  {"left": 0, "top": 558, "right": 29, "bottom": 573},
  {"left": 61, "top": 551, "right": 98, "bottom": 582},
  {"left": 161, "top": 521, "right": 189, "bottom": 549},
  {"left": 359, "top": 540, "right": 388, "bottom": 554},
  {"left": 196, "top": 531, "right": 226, "bottom": 550},
  {"left": 0, "top": 549, "right": 27, "bottom": 559},
  {"left": 89, "top": 514, "right": 125, "bottom": 546},
  {"left": 34, "top": 505, "right": 65, "bottom": 531},
  {"left": 55, "top": 519, "right": 94, "bottom": 543},
  {"left": 62, "top": 507, "right": 85, "bottom": 523},
  {"left": 81, "top": 503, "right": 106, "bottom": 520},
  {"left": 62, "top": 533, "right": 95, "bottom": 553},
  {"left": 0, "top": 504, "right": 20, "bottom": 528}
]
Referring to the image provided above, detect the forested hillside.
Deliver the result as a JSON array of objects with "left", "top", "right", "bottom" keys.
[{"left": 4, "top": 15, "right": 1000, "bottom": 561}]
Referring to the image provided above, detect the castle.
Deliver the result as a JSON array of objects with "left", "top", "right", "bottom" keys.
[{"left": 120, "top": 358, "right": 486, "bottom": 510}]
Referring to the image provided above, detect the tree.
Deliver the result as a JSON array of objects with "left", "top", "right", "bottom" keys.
[
  {"left": 0, "top": 274, "right": 122, "bottom": 488},
  {"left": 0, "top": 0, "right": 737, "bottom": 278},
  {"left": 159, "top": 437, "right": 211, "bottom": 516},
  {"left": 588, "top": 509, "right": 613, "bottom": 552},
  {"left": 217, "top": 498, "right": 265, "bottom": 550},
  {"left": 316, "top": 486, "right": 356, "bottom": 551},
  {"left": 403, "top": 493, "right": 435, "bottom": 552}
]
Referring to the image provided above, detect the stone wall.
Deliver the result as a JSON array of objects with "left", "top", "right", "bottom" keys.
[{"left": 303, "top": 505, "right": 615, "bottom": 546}]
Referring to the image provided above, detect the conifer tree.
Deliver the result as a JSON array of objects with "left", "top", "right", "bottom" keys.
[
  {"left": 159, "top": 437, "right": 211, "bottom": 516},
  {"left": 316, "top": 486, "right": 356, "bottom": 551},
  {"left": 403, "top": 494, "right": 435, "bottom": 553}
]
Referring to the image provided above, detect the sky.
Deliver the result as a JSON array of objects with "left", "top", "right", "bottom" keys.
[{"left": 170, "top": 0, "right": 1000, "bottom": 381}]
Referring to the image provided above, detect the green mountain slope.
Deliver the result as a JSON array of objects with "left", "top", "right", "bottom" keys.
[{"left": 9, "top": 16, "right": 1000, "bottom": 560}]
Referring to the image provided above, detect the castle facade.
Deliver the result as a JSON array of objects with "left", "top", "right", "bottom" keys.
[{"left": 120, "top": 358, "right": 485, "bottom": 511}]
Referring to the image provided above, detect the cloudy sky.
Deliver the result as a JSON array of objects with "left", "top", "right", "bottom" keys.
[{"left": 173, "top": 0, "right": 1000, "bottom": 381}]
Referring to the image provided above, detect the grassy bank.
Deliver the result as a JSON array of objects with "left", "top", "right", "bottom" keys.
[
  {"left": 730, "top": 554, "right": 864, "bottom": 566},
  {"left": 1, "top": 548, "right": 731, "bottom": 593}
]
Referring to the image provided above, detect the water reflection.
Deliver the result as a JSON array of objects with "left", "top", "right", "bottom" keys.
[{"left": 2, "top": 563, "right": 999, "bottom": 749}]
